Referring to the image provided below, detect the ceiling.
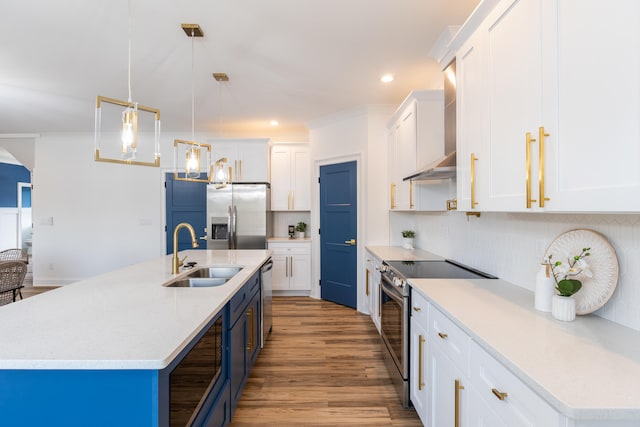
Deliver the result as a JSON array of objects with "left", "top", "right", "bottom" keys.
[{"left": 0, "top": 0, "right": 479, "bottom": 138}]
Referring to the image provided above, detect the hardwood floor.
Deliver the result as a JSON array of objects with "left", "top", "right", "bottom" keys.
[{"left": 231, "top": 296, "right": 422, "bottom": 426}]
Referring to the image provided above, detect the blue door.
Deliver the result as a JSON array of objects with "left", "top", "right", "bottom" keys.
[
  {"left": 165, "top": 173, "right": 207, "bottom": 254},
  {"left": 320, "top": 161, "right": 357, "bottom": 308}
]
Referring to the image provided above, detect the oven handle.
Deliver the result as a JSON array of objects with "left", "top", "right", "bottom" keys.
[{"left": 380, "top": 277, "right": 404, "bottom": 305}]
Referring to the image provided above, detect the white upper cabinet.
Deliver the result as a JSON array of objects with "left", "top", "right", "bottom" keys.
[
  {"left": 455, "top": 0, "right": 640, "bottom": 212},
  {"left": 388, "top": 90, "right": 447, "bottom": 211},
  {"left": 270, "top": 144, "right": 310, "bottom": 211},
  {"left": 210, "top": 139, "right": 270, "bottom": 183}
]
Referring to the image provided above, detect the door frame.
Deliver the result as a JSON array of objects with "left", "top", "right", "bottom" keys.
[
  {"left": 17, "top": 182, "right": 31, "bottom": 250},
  {"left": 311, "top": 153, "right": 364, "bottom": 311}
]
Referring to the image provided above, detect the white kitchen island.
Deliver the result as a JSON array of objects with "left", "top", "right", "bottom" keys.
[{"left": 0, "top": 249, "right": 271, "bottom": 426}]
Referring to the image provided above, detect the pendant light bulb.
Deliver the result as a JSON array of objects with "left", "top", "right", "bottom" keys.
[
  {"left": 185, "top": 147, "right": 201, "bottom": 179},
  {"left": 121, "top": 106, "right": 138, "bottom": 160}
]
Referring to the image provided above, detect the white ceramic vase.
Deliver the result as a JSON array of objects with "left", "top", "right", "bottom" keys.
[
  {"left": 402, "top": 237, "right": 414, "bottom": 250},
  {"left": 534, "top": 264, "right": 555, "bottom": 312},
  {"left": 296, "top": 231, "right": 305, "bottom": 239},
  {"left": 551, "top": 295, "right": 576, "bottom": 321}
]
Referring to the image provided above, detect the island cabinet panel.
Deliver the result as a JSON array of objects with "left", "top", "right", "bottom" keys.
[
  {"left": 228, "top": 271, "right": 261, "bottom": 418},
  {"left": 0, "top": 369, "right": 160, "bottom": 426}
]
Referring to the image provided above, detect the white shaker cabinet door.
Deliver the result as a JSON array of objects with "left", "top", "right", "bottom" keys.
[
  {"left": 428, "top": 342, "right": 468, "bottom": 427},
  {"left": 543, "top": 0, "right": 640, "bottom": 211}
]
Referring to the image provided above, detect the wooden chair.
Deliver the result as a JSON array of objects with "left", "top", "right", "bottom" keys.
[
  {"left": 0, "top": 248, "right": 29, "bottom": 264},
  {"left": 0, "top": 261, "right": 27, "bottom": 306}
]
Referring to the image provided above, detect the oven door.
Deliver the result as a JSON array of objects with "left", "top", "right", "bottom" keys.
[{"left": 380, "top": 276, "right": 408, "bottom": 378}]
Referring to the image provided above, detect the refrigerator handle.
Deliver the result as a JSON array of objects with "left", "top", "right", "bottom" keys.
[
  {"left": 227, "top": 205, "right": 233, "bottom": 249},
  {"left": 232, "top": 205, "right": 238, "bottom": 249}
]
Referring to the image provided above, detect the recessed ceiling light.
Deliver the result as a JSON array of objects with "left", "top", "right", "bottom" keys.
[
  {"left": 270, "top": 120, "right": 279, "bottom": 126},
  {"left": 380, "top": 74, "right": 394, "bottom": 83}
]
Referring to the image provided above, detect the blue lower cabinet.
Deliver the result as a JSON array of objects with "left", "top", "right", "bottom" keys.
[
  {"left": 228, "top": 271, "right": 262, "bottom": 418},
  {"left": 203, "top": 380, "right": 231, "bottom": 427}
]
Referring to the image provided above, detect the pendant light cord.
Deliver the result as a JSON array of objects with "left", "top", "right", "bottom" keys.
[
  {"left": 191, "top": 29, "right": 195, "bottom": 141},
  {"left": 127, "top": 0, "right": 133, "bottom": 104}
]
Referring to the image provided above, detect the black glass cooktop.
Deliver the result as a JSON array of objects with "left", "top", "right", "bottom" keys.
[{"left": 386, "top": 260, "right": 496, "bottom": 280}]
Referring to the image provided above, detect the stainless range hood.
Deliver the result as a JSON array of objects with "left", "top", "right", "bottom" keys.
[
  {"left": 403, "top": 150, "right": 456, "bottom": 181},
  {"left": 404, "top": 59, "right": 457, "bottom": 182}
]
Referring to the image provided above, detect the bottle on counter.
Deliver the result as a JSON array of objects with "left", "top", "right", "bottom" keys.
[{"left": 535, "top": 263, "right": 555, "bottom": 312}]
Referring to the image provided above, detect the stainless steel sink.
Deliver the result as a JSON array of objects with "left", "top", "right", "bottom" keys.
[
  {"left": 164, "top": 265, "right": 244, "bottom": 287},
  {"left": 166, "top": 277, "right": 229, "bottom": 288},
  {"left": 186, "top": 266, "right": 243, "bottom": 279}
]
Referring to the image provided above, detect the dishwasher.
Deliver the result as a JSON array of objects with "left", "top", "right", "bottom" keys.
[{"left": 260, "top": 258, "right": 273, "bottom": 347}]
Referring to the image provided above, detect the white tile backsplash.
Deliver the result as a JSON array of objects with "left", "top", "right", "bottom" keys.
[
  {"left": 390, "top": 211, "right": 640, "bottom": 331},
  {"left": 272, "top": 211, "right": 311, "bottom": 237}
]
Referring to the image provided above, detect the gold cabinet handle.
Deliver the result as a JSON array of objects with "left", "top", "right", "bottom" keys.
[
  {"left": 413, "top": 306, "right": 421, "bottom": 312},
  {"left": 455, "top": 379, "right": 465, "bottom": 427},
  {"left": 287, "top": 191, "right": 291, "bottom": 210},
  {"left": 378, "top": 286, "right": 381, "bottom": 318},
  {"left": 390, "top": 183, "right": 396, "bottom": 209},
  {"left": 228, "top": 166, "right": 233, "bottom": 184},
  {"left": 239, "top": 160, "right": 243, "bottom": 180},
  {"left": 438, "top": 332, "right": 448, "bottom": 339},
  {"left": 538, "top": 126, "right": 550, "bottom": 207},
  {"left": 470, "top": 153, "right": 479, "bottom": 208},
  {"left": 418, "top": 335, "right": 426, "bottom": 390},
  {"left": 492, "top": 388, "right": 508, "bottom": 401},
  {"left": 409, "top": 180, "right": 414, "bottom": 209},
  {"left": 526, "top": 132, "right": 537, "bottom": 208},
  {"left": 290, "top": 255, "right": 294, "bottom": 277},
  {"left": 246, "top": 308, "right": 255, "bottom": 352},
  {"left": 291, "top": 191, "right": 295, "bottom": 210},
  {"left": 365, "top": 269, "right": 370, "bottom": 296},
  {"left": 285, "top": 256, "right": 289, "bottom": 278}
]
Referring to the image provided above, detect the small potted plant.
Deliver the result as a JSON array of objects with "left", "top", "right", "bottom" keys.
[
  {"left": 295, "top": 221, "right": 307, "bottom": 239},
  {"left": 546, "top": 247, "right": 591, "bottom": 321},
  {"left": 401, "top": 230, "right": 416, "bottom": 250}
]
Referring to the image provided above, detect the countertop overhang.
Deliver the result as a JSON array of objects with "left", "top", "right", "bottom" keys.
[{"left": 0, "top": 250, "right": 271, "bottom": 370}]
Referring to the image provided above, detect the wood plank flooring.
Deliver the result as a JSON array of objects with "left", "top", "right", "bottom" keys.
[{"left": 231, "top": 296, "right": 422, "bottom": 426}]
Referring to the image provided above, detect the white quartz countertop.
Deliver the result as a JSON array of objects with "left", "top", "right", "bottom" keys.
[
  {"left": 365, "top": 245, "right": 444, "bottom": 261},
  {"left": 410, "top": 278, "right": 640, "bottom": 421},
  {"left": 0, "top": 250, "right": 271, "bottom": 370}
]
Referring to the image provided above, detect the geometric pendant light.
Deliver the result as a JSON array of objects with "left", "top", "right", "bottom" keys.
[
  {"left": 94, "top": 0, "right": 161, "bottom": 167},
  {"left": 173, "top": 24, "right": 213, "bottom": 183}
]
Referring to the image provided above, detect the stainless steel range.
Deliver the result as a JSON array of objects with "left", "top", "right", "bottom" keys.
[{"left": 378, "top": 259, "right": 496, "bottom": 408}]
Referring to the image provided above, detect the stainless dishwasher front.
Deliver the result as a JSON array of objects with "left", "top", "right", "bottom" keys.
[{"left": 260, "top": 258, "right": 273, "bottom": 347}]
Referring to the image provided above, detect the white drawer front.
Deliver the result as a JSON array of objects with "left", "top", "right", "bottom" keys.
[
  {"left": 470, "top": 341, "right": 560, "bottom": 427},
  {"left": 410, "top": 289, "right": 429, "bottom": 324},
  {"left": 267, "top": 242, "right": 310, "bottom": 255},
  {"left": 429, "top": 305, "right": 470, "bottom": 377}
]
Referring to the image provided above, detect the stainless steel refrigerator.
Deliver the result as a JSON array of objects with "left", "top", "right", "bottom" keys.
[{"left": 206, "top": 183, "right": 272, "bottom": 249}]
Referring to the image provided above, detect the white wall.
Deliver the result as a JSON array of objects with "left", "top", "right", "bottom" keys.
[
  {"left": 390, "top": 210, "right": 640, "bottom": 331},
  {"left": 309, "top": 105, "right": 394, "bottom": 310}
]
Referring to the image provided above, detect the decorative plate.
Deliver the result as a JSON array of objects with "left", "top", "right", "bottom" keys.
[{"left": 543, "top": 229, "right": 618, "bottom": 315}]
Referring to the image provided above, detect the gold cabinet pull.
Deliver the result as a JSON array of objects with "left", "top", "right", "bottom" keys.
[
  {"left": 228, "top": 166, "right": 233, "bottom": 184},
  {"left": 418, "top": 335, "right": 426, "bottom": 390},
  {"left": 246, "top": 307, "right": 255, "bottom": 352},
  {"left": 409, "top": 180, "right": 414, "bottom": 209},
  {"left": 291, "top": 191, "right": 295, "bottom": 210},
  {"left": 365, "top": 269, "right": 370, "bottom": 296},
  {"left": 390, "top": 183, "right": 396, "bottom": 209},
  {"left": 470, "top": 153, "right": 479, "bottom": 208},
  {"left": 526, "top": 132, "right": 537, "bottom": 208},
  {"left": 492, "top": 388, "right": 508, "bottom": 401},
  {"left": 455, "top": 379, "right": 465, "bottom": 427},
  {"left": 287, "top": 191, "right": 291, "bottom": 210},
  {"left": 438, "top": 332, "right": 448, "bottom": 339},
  {"left": 538, "top": 126, "right": 550, "bottom": 208},
  {"left": 413, "top": 306, "right": 421, "bottom": 312},
  {"left": 285, "top": 256, "right": 289, "bottom": 278}
]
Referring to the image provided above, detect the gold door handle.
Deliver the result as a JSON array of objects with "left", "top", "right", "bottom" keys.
[
  {"left": 390, "top": 183, "right": 396, "bottom": 209},
  {"left": 409, "top": 180, "right": 414, "bottom": 209},
  {"left": 526, "top": 132, "right": 537, "bottom": 208},
  {"left": 455, "top": 379, "right": 465, "bottom": 427},
  {"left": 471, "top": 153, "right": 479, "bottom": 208},
  {"left": 492, "top": 388, "right": 508, "bottom": 401},
  {"left": 538, "top": 126, "right": 550, "bottom": 208},
  {"left": 438, "top": 332, "right": 448, "bottom": 339},
  {"left": 418, "top": 335, "right": 426, "bottom": 390},
  {"left": 344, "top": 239, "right": 356, "bottom": 245}
]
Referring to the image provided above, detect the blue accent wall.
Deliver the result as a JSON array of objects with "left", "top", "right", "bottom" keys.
[{"left": 0, "top": 163, "right": 30, "bottom": 208}]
